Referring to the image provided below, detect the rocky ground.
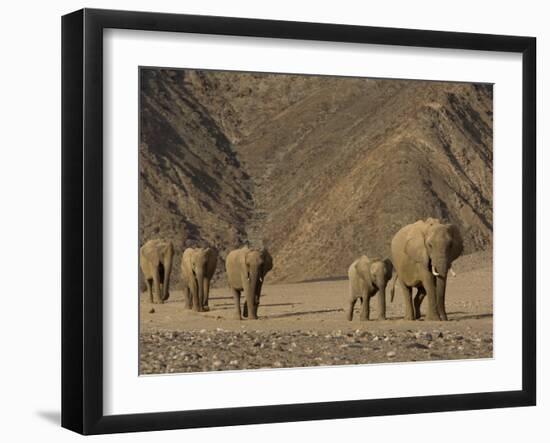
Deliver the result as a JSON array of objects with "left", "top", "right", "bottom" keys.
[
  {"left": 139, "top": 251, "right": 493, "bottom": 375},
  {"left": 140, "top": 327, "right": 492, "bottom": 374}
]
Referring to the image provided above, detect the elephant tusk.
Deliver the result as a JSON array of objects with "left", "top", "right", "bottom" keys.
[
  {"left": 431, "top": 265, "right": 440, "bottom": 277},
  {"left": 259, "top": 276, "right": 263, "bottom": 283},
  {"left": 450, "top": 267, "right": 456, "bottom": 277}
]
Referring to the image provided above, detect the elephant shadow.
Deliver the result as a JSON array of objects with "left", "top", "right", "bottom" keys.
[
  {"left": 211, "top": 302, "right": 296, "bottom": 311},
  {"left": 403, "top": 311, "right": 493, "bottom": 321},
  {"left": 446, "top": 312, "right": 493, "bottom": 320},
  {"left": 265, "top": 308, "right": 344, "bottom": 320}
]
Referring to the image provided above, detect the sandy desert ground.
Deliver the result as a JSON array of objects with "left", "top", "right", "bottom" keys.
[{"left": 139, "top": 251, "right": 492, "bottom": 374}]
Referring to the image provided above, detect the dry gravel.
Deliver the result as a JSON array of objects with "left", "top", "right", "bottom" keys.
[{"left": 140, "top": 327, "right": 492, "bottom": 374}]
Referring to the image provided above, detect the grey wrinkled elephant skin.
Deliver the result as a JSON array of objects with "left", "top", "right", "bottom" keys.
[
  {"left": 181, "top": 247, "right": 218, "bottom": 312},
  {"left": 140, "top": 239, "right": 174, "bottom": 304},
  {"left": 391, "top": 218, "right": 463, "bottom": 321},
  {"left": 225, "top": 247, "right": 273, "bottom": 320},
  {"left": 346, "top": 256, "right": 393, "bottom": 321}
]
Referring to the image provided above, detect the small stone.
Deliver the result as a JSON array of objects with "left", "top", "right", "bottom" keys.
[
  {"left": 386, "top": 351, "right": 396, "bottom": 358},
  {"left": 229, "top": 360, "right": 239, "bottom": 365},
  {"left": 212, "top": 360, "right": 222, "bottom": 368},
  {"left": 407, "top": 343, "right": 429, "bottom": 350},
  {"left": 149, "top": 308, "right": 155, "bottom": 314},
  {"left": 425, "top": 333, "right": 433, "bottom": 341}
]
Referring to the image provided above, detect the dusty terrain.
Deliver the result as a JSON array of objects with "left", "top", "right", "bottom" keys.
[
  {"left": 139, "top": 251, "right": 492, "bottom": 374},
  {"left": 138, "top": 68, "right": 493, "bottom": 375}
]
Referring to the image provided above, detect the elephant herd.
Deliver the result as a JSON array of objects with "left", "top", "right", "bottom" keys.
[
  {"left": 140, "top": 218, "right": 463, "bottom": 322},
  {"left": 140, "top": 243, "right": 272, "bottom": 320}
]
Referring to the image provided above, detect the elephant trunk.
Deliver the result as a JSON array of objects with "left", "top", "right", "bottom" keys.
[
  {"left": 430, "top": 255, "right": 449, "bottom": 279},
  {"left": 435, "top": 274, "right": 448, "bottom": 321},
  {"left": 162, "top": 256, "right": 172, "bottom": 301},
  {"left": 244, "top": 269, "right": 259, "bottom": 320},
  {"left": 196, "top": 269, "right": 205, "bottom": 311}
]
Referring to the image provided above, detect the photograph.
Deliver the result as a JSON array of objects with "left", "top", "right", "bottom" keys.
[{"left": 138, "top": 67, "right": 494, "bottom": 375}]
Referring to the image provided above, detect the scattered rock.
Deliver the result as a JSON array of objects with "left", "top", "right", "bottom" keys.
[{"left": 139, "top": 327, "right": 493, "bottom": 375}]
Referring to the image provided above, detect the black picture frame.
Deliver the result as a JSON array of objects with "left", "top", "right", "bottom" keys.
[{"left": 61, "top": 8, "right": 536, "bottom": 435}]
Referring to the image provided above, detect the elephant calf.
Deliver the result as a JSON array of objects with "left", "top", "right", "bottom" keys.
[
  {"left": 140, "top": 239, "right": 174, "bottom": 304},
  {"left": 346, "top": 256, "right": 393, "bottom": 321}
]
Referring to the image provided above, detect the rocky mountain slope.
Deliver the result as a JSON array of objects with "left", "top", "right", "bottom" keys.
[{"left": 139, "top": 68, "right": 492, "bottom": 285}]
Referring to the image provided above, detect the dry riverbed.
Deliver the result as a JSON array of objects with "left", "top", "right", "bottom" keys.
[{"left": 140, "top": 251, "right": 493, "bottom": 374}]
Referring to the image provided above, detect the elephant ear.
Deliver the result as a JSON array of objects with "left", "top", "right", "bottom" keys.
[
  {"left": 447, "top": 224, "right": 464, "bottom": 262},
  {"left": 405, "top": 229, "right": 429, "bottom": 266},
  {"left": 240, "top": 249, "right": 249, "bottom": 269},
  {"left": 262, "top": 250, "right": 273, "bottom": 276},
  {"left": 205, "top": 248, "right": 218, "bottom": 276}
]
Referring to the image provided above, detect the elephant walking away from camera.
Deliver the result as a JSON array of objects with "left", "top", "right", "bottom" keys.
[
  {"left": 181, "top": 247, "right": 218, "bottom": 312},
  {"left": 226, "top": 247, "right": 273, "bottom": 320},
  {"left": 346, "top": 256, "right": 393, "bottom": 321},
  {"left": 390, "top": 218, "right": 463, "bottom": 321},
  {"left": 140, "top": 239, "right": 174, "bottom": 304}
]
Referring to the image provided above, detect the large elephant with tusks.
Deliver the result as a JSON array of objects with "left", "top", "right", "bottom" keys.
[
  {"left": 225, "top": 247, "right": 273, "bottom": 320},
  {"left": 140, "top": 239, "right": 174, "bottom": 304},
  {"left": 390, "top": 218, "right": 463, "bottom": 321}
]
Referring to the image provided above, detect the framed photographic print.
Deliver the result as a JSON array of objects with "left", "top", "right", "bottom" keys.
[{"left": 61, "top": 8, "right": 536, "bottom": 435}]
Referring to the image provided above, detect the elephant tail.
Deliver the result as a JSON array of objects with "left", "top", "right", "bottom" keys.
[{"left": 389, "top": 272, "right": 398, "bottom": 303}]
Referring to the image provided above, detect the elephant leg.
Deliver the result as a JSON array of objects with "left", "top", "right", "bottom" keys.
[
  {"left": 153, "top": 275, "right": 163, "bottom": 304},
  {"left": 182, "top": 286, "right": 191, "bottom": 309},
  {"left": 146, "top": 279, "right": 153, "bottom": 304},
  {"left": 190, "top": 279, "right": 203, "bottom": 312},
  {"left": 400, "top": 281, "right": 414, "bottom": 320},
  {"left": 422, "top": 274, "right": 440, "bottom": 321},
  {"left": 346, "top": 296, "right": 358, "bottom": 321},
  {"left": 359, "top": 292, "right": 372, "bottom": 321},
  {"left": 414, "top": 287, "right": 426, "bottom": 320},
  {"left": 377, "top": 284, "right": 387, "bottom": 320},
  {"left": 346, "top": 282, "right": 359, "bottom": 321},
  {"left": 231, "top": 288, "right": 242, "bottom": 320},
  {"left": 202, "top": 277, "right": 211, "bottom": 311}
]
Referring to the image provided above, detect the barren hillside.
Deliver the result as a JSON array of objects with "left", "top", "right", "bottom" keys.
[{"left": 139, "top": 68, "right": 492, "bottom": 285}]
